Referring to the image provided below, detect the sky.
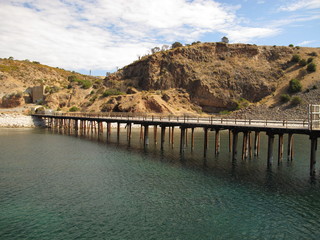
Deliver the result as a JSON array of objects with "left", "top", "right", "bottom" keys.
[{"left": 0, "top": 0, "right": 319, "bottom": 76}]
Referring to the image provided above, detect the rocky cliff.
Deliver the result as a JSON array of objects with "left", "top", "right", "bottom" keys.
[{"left": 110, "top": 42, "right": 319, "bottom": 113}]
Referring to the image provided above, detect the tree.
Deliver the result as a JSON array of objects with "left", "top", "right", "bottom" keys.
[
  {"left": 288, "top": 79, "right": 302, "bottom": 93},
  {"left": 307, "top": 63, "right": 316, "bottom": 72},
  {"left": 151, "top": 47, "right": 160, "bottom": 54},
  {"left": 291, "top": 54, "right": 301, "bottom": 63},
  {"left": 161, "top": 45, "right": 170, "bottom": 51},
  {"left": 171, "top": 42, "right": 183, "bottom": 49}
]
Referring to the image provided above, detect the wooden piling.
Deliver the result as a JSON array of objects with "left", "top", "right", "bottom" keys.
[
  {"left": 288, "top": 133, "right": 294, "bottom": 161},
  {"left": 144, "top": 125, "right": 149, "bottom": 147},
  {"left": 107, "top": 122, "right": 111, "bottom": 140},
  {"left": 278, "top": 134, "right": 284, "bottom": 165},
  {"left": 154, "top": 125, "right": 158, "bottom": 145},
  {"left": 161, "top": 126, "right": 166, "bottom": 150},
  {"left": 215, "top": 129, "right": 220, "bottom": 155},
  {"left": 117, "top": 122, "right": 120, "bottom": 142},
  {"left": 171, "top": 126, "right": 175, "bottom": 148},
  {"left": 191, "top": 128, "right": 195, "bottom": 151},
  {"left": 254, "top": 131, "right": 260, "bottom": 156},
  {"left": 310, "top": 136, "right": 317, "bottom": 176},
  {"left": 242, "top": 132, "right": 248, "bottom": 160},
  {"left": 140, "top": 125, "right": 143, "bottom": 141},
  {"left": 229, "top": 130, "right": 232, "bottom": 153},
  {"left": 232, "top": 130, "right": 239, "bottom": 161},
  {"left": 204, "top": 127, "right": 208, "bottom": 157},
  {"left": 267, "top": 133, "right": 275, "bottom": 167},
  {"left": 180, "top": 127, "right": 186, "bottom": 153}
]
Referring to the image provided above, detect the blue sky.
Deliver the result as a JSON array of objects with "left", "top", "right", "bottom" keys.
[{"left": 0, "top": 0, "right": 319, "bottom": 76}]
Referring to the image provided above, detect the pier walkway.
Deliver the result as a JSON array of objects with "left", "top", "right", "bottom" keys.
[{"left": 33, "top": 113, "right": 320, "bottom": 176}]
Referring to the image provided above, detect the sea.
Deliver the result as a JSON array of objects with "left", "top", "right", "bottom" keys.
[{"left": 1, "top": 127, "right": 320, "bottom": 239}]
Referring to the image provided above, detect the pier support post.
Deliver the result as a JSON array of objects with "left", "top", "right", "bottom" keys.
[
  {"left": 278, "top": 134, "right": 284, "bottom": 165},
  {"left": 215, "top": 129, "right": 220, "bottom": 155},
  {"left": 107, "top": 122, "right": 111, "bottom": 141},
  {"left": 127, "top": 123, "right": 132, "bottom": 144},
  {"left": 310, "top": 136, "right": 317, "bottom": 176},
  {"left": 140, "top": 125, "right": 143, "bottom": 142},
  {"left": 254, "top": 131, "right": 260, "bottom": 156},
  {"left": 154, "top": 125, "right": 158, "bottom": 145},
  {"left": 180, "top": 127, "right": 186, "bottom": 153},
  {"left": 97, "top": 121, "right": 102, "bottom": 140},
  {"left": 242, "top": 131, "right": 248, "bottom": 160},
  {"left": 229, "top": 130, "right": 232, "bottom": 153},
  {"left": 74, "top": 119, "right": 78, "bottom": 136},
  {"left": 288, "top": 133, "right": 294, "bottom": 161},
  {"left": 204, "top": 127, "right": 208, "bottom": 157},
  {"left": 161, "top": 126, "right": 166, "bottom": 150},
  {"left": 117, "top": 122, "right": 120, "bottom": 142},
  {"left": 191, "top": 128, "right": 195, "bottom": 151},
  {"left": 171, "top": 126, "right": 175, "bottom": 148},
  {"left": 144, "top": 125, "right": 149, "bottom": 147},
  {"left": 232, "top": 130, "right": 239, "bottom": 161},
  {"left": 267, "top": 133, "right": 275, "bottom": 167}
]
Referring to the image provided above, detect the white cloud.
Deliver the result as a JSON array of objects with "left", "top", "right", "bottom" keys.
[
  {"left": 279, "top": 0, "right": 320, "bottom": 11},
  {"left": 0, "top": 0, "right": 280, "bottom": 72},
  {"left": 297, "top": 40, "right": 316, "bottom": 46}
]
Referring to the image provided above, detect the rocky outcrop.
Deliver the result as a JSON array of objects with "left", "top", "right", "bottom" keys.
[{"left": 111, "top": 43, "right": 295, "bottom": 112}]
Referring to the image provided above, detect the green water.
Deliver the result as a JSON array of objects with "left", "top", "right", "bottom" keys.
[{"left": 1, "top": 128, "right": 320, "bottom": 239}]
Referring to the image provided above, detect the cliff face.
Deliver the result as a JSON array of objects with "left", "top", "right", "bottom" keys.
[{"left": 113, "top": 43, "right": 295, "bottom": 111}]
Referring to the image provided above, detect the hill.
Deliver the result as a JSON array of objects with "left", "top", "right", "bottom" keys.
[{"left": 0, "top": 42, "right": 319, "bottom": 119}]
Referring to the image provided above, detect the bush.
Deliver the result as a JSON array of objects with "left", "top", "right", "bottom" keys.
[
  {"left": 291, "top": 54, "right": 301, "bottom": 63},
  {"left": 80, "top": 80, "right": 92, "bottom": 89},
  {"left": 171, "top": 42, "right": 183, "bottom": 49},
  {"left": 299, "top": 59, "right": 307, "bottom": 66},
  {"left": 307, "top": 63, "right": 316, "bottom": 72},
  {"left": 68, "top": 75, "right": 77, "bottom": 82},
  {"left": 288, "top": 79, "right": 302, "bottom": 93},
  {"left": 289, "top": 44, "right": 294, "bottom": 47},
  {"left": 102, "top": 89, "right": 124, "bottom": 97},
  {"left": 307, "top": 57, "right": 314, "bottom": 63},
  {"left": 312, "top": 85, "right": 318, "bottom": 90},
  {"left": 291, "top": 96, "right": 302, "bottom": 106},
  {"left": 69, "top": 106, "right": 80, "bottom": 112},
  {"left": 310, "top": 52, "right": 318, "bottom": 57},
  {"left": 280, "top": 94, "right": 291, "bottom": 103}
]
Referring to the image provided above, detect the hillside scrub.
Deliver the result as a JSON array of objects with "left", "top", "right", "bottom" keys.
[
  {"left": 288, "top": 79, "right": 302, "bottom": 93},
  {"left": 307, "top": 63, "right": 316, "bottom": 72},
  {"left": 102, "top": 89, "right": 125, "bottom": 97}
]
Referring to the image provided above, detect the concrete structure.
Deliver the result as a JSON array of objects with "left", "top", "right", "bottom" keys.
[{"left": 32, "top": 85, "right": 44, "bottom": 103}]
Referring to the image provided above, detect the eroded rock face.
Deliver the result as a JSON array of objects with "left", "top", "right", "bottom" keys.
[
  {"left": 1, "top": 94, "right": 24, "bottom": 108},
  {"left": 110, "top": 43, "right": 293, "bottom": 112}
]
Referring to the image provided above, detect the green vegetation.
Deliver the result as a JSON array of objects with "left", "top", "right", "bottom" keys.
[
  {"left": 45, "top": 86, "right": 59, "bottom": 94},
  {"left": 288, "top": 44, "right": 294, "bottom": 47},
  {"left": 310, "top": 52, "right": 318, "bottom": 57},
  {"left": 219, "top": 110, "right": 231, "bottom": 115},
  {"left": 307, "top": 57, "right": 314, "bottom": 63},
  {"left": 0, "top": 64, "right": 18, "bottom": 72},
  {"left": 67, "top": 75, "right": 92, "bottom": 89},
  {"left": 291, "top": 96, "right": 302, "bottom": 106},
  {"left": 234, "top": 97, "right": 250, "bottom": 110},
  {"left": 288, "top": 79, "right": 302, "bottom": 93},
  {"left": 69, "top": 106, "right": 80, "bottom": 112},
  {"left": 307, "top": 63, "right": 316, "bottom": 72},
  {"left": 291, "top": 54, "right": 301, "bottom": 63},
  {"left": 299, "top": 59, "right": 307, "bottom": 66},
  {"left": 102, "top": 89, "right": 124, "bottom": 97},
  {"left": 171, "top": 42, "right": 183, "bottom": 49},
  {"left": 280, "top": 94, "right": 291, "bottom": 103}
]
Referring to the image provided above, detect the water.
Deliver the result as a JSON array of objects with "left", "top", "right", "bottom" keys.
[{"left": 1, "top": 127, "right": 320, "bottom": 239}]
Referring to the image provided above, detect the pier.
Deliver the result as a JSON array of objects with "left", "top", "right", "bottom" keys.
[{"left": 33, "top": 111, "right": 320, "bottom": 176}]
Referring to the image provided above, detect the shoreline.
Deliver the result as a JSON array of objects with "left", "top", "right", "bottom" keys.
[{"left": 0, "top": 113, "right": 45, "bottom": 128}]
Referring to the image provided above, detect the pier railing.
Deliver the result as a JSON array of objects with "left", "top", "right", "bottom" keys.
[{"left": 33, "top": 112, "right": 311, "bottom": 129}]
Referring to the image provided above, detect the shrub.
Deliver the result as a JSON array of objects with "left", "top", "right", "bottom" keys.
[
  {"left": 102, "top": 89, "right": 124, "bottom": 97},
  {"left": 289, "top": 44, "right": 294, "bottom": 47},
  {"left": 171, "top": 42, "right": 183, "bottom": 49},
  {"left": 68, "top": 75, "right": 77, "bottom": 82},
  {"left": 307, "top": 57, "right": 314, "bottom": 63},
  {"left": 80, "top": 80, "right": 92, "bottom": 89},
  {"left": 280, "top": 94, "right": 291, "bottom": 103},
  {"left": 288, "top": 79, "right": 302, "bottom": 93},
  {"left": 312, "top": 85, "right": 318, "bottom": 90},
  {"left": 291, "top": 54, "right": 301, "bottom": 63},
  {"left": 291, "top": 96, "right": 302, "bottom": 106},
  {"left": 299, "top": 59, "right": 307, "bottom": 66},
  {"left": 310, "top": 52, "right": 318, "bottom": 57},
  {"left": 307, "top": 63, "right": 316, "bottom": 72},
  {"left": 69, "top": 106, "right": 80, "bottom": 112}
]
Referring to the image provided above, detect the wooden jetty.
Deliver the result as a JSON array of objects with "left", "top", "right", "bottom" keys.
[{"left": 33, "top": 111, "right": 320, "bottom": 176}]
